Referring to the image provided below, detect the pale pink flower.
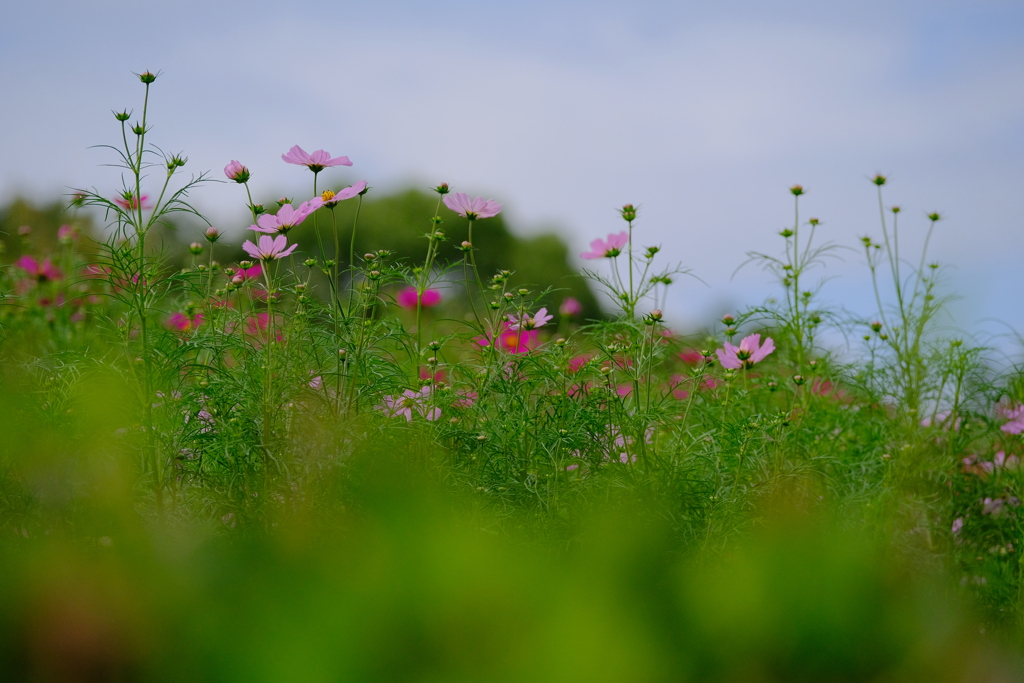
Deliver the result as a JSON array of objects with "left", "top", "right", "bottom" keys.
[
  {"left": 678, "top": 350, "right": 704, "bottom": 365},
  {"left": 114, "top": 193, "right": 151, "bottom": 210},
  {"left": 921, "top": 410, "right": 961, "bottom": 430},
  {"left": 997, "top": 403, "right": 1024, "bottom": 434},
  {"left": 242, "top": 234, "right": 297, "bottom": 261},
  {"left": 507, "top": 307, "right": 553, "bottom": 331},
  {"left": 453, "top": 391, "right": 478, "bottom": 409},
  {"left": 559, "top": 297, "right": 582, "bottom": 317},
  {"left": 223, "top": 160, "right": 250, "bottom": 183},
  {"left": 281, "top": 145, "right": 352, "bottom": 172},
  {"left": 15, "top": 256, "right": 63, "bottom": 281},
  {"left": 249, "top": 199, "right": 324, "bottom": 234},
  {"left": 716, "top": 334, "right": 775, "bottom": 370},
  {"left": 580, "top": 231, "right": 628, "bottom": 259},
  {"left": 57, "top": 224, "right": 78, "bottom": 242},
  {"left": 951, "top": 517, "right": 963, "bottom": 536},
  {"left": 442, "top": 192, "right": 502, "bottom": 220},
  {"left": 397, "top": 286, "right": 442, "bottom": 310},
  {"left": 375, "top": 386, "right": 440, "bottom": 421},
  {"left": 320, "top": 181, "right": 367, "bottom": 205}
]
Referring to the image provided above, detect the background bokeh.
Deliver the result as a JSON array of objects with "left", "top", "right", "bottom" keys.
[{"left": 3, "top": 0, "right": 1023, "bottom": 340}]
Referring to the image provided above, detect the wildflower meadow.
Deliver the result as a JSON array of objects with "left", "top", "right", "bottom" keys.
[{"left": 3, "top": 72, "right": 1024, "bottom": 681}]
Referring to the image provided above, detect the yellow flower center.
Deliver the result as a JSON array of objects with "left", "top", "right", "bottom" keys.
[{"left": 321, "top": 190, "right": 335, "bottom": 202}]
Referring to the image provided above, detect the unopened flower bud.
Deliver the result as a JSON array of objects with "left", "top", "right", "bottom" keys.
[
  {"left": 132, "top": 124, "right": 145, "bottom": 136},
  {"left": 303, "top": 258, "right": 316, "bottom": 267},
  {"left": 223, "top": 160, "right": 250, "bottom": 183},
  {"left": 114, "top": 110, "right": 131, "bottom": 122},
  {"left": 368, "top": 270, "right": 381, "bottom": 279},
  {"left": 231, "top": 275, "right": 243, "bottom": 285},
  {"left": 503, "top": 292, "right": 514, "bottom": 301},
  {"left": 434, "top": 182, "right": 450, "bottom": 195},
  {"left": 721, "top": 314, "right": 735, "bottom": 325},
  {"left": 427, "top": 357, "right": 438, "bottom": 365},
  {"left": 251, "top": 204, "right": 265, "bottom": 215},
  {"left": 891, "top": 206, "right": 901, "bottom": 214},
  {"left": 620, "top": 204, "right": 637, "bottom": 222},
  {"left": 204, "top": 227, "right": 220, "bottom": 242},
  {"left": 767, "top": 381, "right": 778, "bottom": 391},
  {"left": 792, "top": 375, "right": 806, "bottom": 385},
  {"left": 295, "top": 284, "right": 306, "bottom": 293},
  {"left": 517, "top": 288, "right": 529, "bottom": 295},
  {"left": 790, "top": 185, "right": 804, "bottom": 196},
  {"left": 650, "top": 309, "right": 663, "bottom": 321},
  {"left": 928, "top": 212, "right": 941, "bottom": 222},
  {"left": 460, "top": 241, "right": 472, "bottom": 251},
  {"left": 870, "top": 321, "right": 883, "bottom": 333},
  {"left": 872, "top": 174, "right": 887, "bottom": 186},
  {"left": 428, "top": 340, "right": 441, "bottom": 351},
  {"left": 725, "top": 327, "right": 737, "bottom": 337},
  {"left": 338, "top": 349, "right": 347, "bottom": 358},
  {"left": 138, "top": 71, "right": 157, "bottom": 84},
  {"left": 276, "top": 197, "right": 292, "bottom": 208},
  {"left": 809, "top": 217, "right": 820, "bottom": 226},
  {"left": 189, "top": 242, "right": 203, "bottom": 255},
  {"left": 489, "top": 301, "right": 501, "bottom": 309}
]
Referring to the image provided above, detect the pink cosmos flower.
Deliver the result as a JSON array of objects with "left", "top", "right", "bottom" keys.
[
  {"left": 320, "top": 181, "right": 367, "bottom": 206},
  {"left": 281, "top": 145, "right": 352, "bottom": 172},
  {"left": 375, "top": 386, "right": 440, "bottom": 421},
  {"left": 232, "top": 263, "right": 263, "bottom": 282},
  {"left": 224, "top": 160, "right": 250, "bottom": 183},
  {"left": 580, "top": 231, "right": 628, "bottom": 259},
  {"left": 559, "top": 297, "right": 582, "bottom": 317},
  {"left": 476, "top": 322, "right": 539, "bottom": 354},
  {"left": 249, "top": 198, "right": 324, "bottom": 234},
  {"left": 678, "top": 350, "right": 704, "bottom": 365},
  {"left": 15, "top": 255, "right": 63, "bottom": 281},
  {"left": 568, "top": 354, "right": 591, "bottom": 373},
  {"left": 397, "top": 286, "right": 442, "bottom": 310},
  {"left": 997, "top": 403, "right": 1024, "bottom": 434},
  {"left": 453, "top": 391, "right": 478, "bottom": 409},
  {"left": 716, "top": 334, "right": 775, "bottom": 370},
  {"left": 166, "top": 312, "right": 204, "bottom": 333},
  {"left": 114, "top": 193, "right": 151, "bottom": 210},
  {"left": 951, "top": 518, "right": 963, "bottom": 536},
  {"left": 242, "top": 234, "right": 298, "bottom": 261},
  {"left": 442, "top": 192, "right": 502, "bottom": 220},
  {"left": 57, "top": 225, "right": 78, "bottom": 242},
  {"left": 507, "top": 307, "right": 553, "bottom": 331},
  {"left": 920, "top": 410, "right": 961, "bottom": 430}
]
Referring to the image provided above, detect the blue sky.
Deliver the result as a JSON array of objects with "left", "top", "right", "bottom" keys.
[{"left": 3, "top": 0, "right": 1024, "bottom": 348}]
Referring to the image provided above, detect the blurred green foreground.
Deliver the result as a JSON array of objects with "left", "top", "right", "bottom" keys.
[{"left": 0, "top": 377, "right": 1021, "bottom": 682}]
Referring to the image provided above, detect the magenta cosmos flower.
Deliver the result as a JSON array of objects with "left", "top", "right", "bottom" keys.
[
  {"left": 443, "top": 192, "right": 502, "bottom": 220},
  {"left": 375, "top": 386, "right": 440, "bottom": 421},
  {"left": 507, "top": 307, "right": 553, "bottom": 331},
  {"left": 281, "top": 145, "right": 352, "bottom": 173},
  {"left": 320, "top": 181, "right": 367, "bottom": 206},
  {"left": 716, "top": 334, "right": 775, "bottom": 370},
  {"left": 580, "top": 231, "right": 628, "bottom": 259},
  {"left": 476, "top": 322, "right": 539, "bottom": 354},
  {"left": 397, "top": 286, "right": 441, "bottom": 310},
  {"left": 242, "top": 234, "right": 298, "bottom": 261},
  {"left": 15, "top": 255, "right": 63, "bottom": 281},
  {"left": 249, "top": 198, "right": 323, "bottom": 234},
  {"left": 166, "top": 312, "right": 204, "bottom": 333},
  {"left": 223, "top": 160, "right": 250, "bottom": 183}
]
